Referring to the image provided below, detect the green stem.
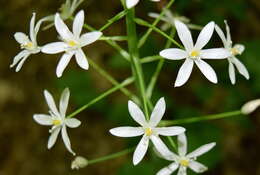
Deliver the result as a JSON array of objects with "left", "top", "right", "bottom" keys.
[
  {"left": 67, "top": 77, "right": 134, "bottom": 118},
  {"left": 140, "top": 55, "right": 162, "bottom": 64},
  {"left": 159, "top": 110, "right": 242, "bottom": 126},
  {"left": 88, "top": 147, "right": 135, "bottom": 165},
  {"left": 167, "top": 136, "right": 177, "bottom": 150},
  {"left": 100, "top": 36, "right": 127, "bottom": 41},
  {"left": 138, "top": 0, "right": 176, "bottom": 48}
]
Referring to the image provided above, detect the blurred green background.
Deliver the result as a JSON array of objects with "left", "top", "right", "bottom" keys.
[{"left": 0, "top": 0, "right": 260, "bottom": 174}]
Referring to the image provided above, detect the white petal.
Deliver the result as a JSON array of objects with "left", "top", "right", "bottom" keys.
[
  {"left": 75, "top": 49, "right": 89, "bottom": 70},
  {"left": 150, "top": 135, "right": 173, "bottom": 159},
  {"left": 241, "top": 99, "right": 260, "bottom": 115},
  {"left": 56, "top": 52, "right": 74, "bottom": 78},
  {"left": 41, "top": 42, "right": 66, "bottom": 54},
  {"left": 61, "top": 125, "right": 75, "bottom": 155},
  {"left": 14, "top": 32, "right": 29, "bottom": 44},
  {"left": 110, "top": 127, "right": 144, "bottom": 137},
  {"left": 175, "top": 59, "right": 194, "bottom": 87},
  {"left": 30, "top": 13, "right": 36, "bottom": 43},
  {"left": 233, "top": 44, "right": 245, "bottom": 55},
  {"left": 187, "top": 142, "right": 216, "bottom": 158},
  {"left": 160, "top": 49, "right": 188, "bottom": 60},
  {"left": 200, "top": 48, "right": 230, "bottom": 59},
  {"left": 195, "top": 59, "right": 217, "bottom": 84},
  {"left": 65, "top": 118, "right": 81, "bottom": 128},
  {"left": 174, "top": 20, "right": 193, "bottom": 51},
  {"left": 177, "top": 133, "right": 187, "bottom": 156},
  {"left": 156, "top": 163, "right": 179, "bottom": 175},
  {"left": 177, "top": 166, "right": 187, "bottom": 175},
  {"left": 33, "top": 114, "right": 53, "bottom": 125},
  {"left": 133, "top": 135, "right": 149, "bottom": 165},
  {"left": 44, "top": 90, "right": 60, "bottom": 117},
  {"left": 15, "top": 54, "right": 30, "bottom": 72},
  {"left": 54, "top": 13, "right": 73, "bottom": 40},
  {"left": 47, "top": 127, "right": 61, "bottom": 149},
  {"left": 128, "top": 100, "right": 147, "bottom": 126},
  {"left": 73, "top": 10, "right": 84, "bottom": 37},
  {"left": 149, "top": 97, "right": 166, "bottom": 127},
  {"left": 156, "top": 127, "right": 185, "bottom": 136},
  {"left": 188, "top": 161, "right": 208, "bottom": 173},
  {"left": 194, "top": 21, "right": 215, "bottom": 50},
  {"left": 224, "top": 20, "right": 232, "bottom": 44},
  {"left": 126, "top": 0, "right": 139, "bottom": 8},
  {"left": 214, "top": 24, "right": 227, "bottom": 46},
  {"left": 59, "top": 88, "right": 70, "bottom": 118},
  {"left": 232, "top": 57, "right": 249, "bottom": 79},
  {"left": 229, "top": 61, "right": 236, "bottom": 84},
  {"left": 10, "top": 50, "right": 29, "bottom": 68},
  {"left": 80, "top": 31, "right": 102, "bottom": 47}
]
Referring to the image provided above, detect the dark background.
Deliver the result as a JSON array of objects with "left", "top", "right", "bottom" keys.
[{"left": 0, "top": 0, "right": 260, "bottom": 174}]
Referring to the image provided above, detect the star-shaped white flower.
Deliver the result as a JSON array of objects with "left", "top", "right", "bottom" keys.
[
  {"left": 11, "top": 13, "right": 43, "bottom": 72},
  {"left": 109, "top": 97, "right": 185, "bottom": 165},
  {"left": 160, "top": 20, "right": 231, "bottom": 87},
  {"left": 41, "top": 10, "right": 102, "bottom": 77},
  {"left": 126, "top": 0, "right": 160, "bottom": 9},
  {"left": 156, "top": 133, "right": 216, "bottom": 175},
  {"left": 215, "top": 21, "right": 249, "bottom": 84},
  {"left": 33, "top": 88, "right": 81, "bottom": 155}
]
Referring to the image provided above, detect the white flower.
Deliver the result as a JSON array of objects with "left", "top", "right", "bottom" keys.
[
  {"left": 126, "top": 0, "right": 160, "bottom": 9},
  {"left": 71, "top": 156, "right": 88, "bottom": 170},
  {"left": 109, "top": 97, "right": 185, "bottom": 165},
  {"left": 156, "top": 133, "right": 216, "bottom": 175},
  {"left": 41, "top": 10, "right": 102, "bottom": 77},
  {"left": 241, "top": 99, "right": 260, "bottom": 115},
  {"left": 11, "top": 13, "right": 42, "bottom": 72},
  {"left": 215, "top": 21, "right": 249, "bottom": 84},
  {"left": 160, "top": 20, "right": 231, "bottom": 87},
  {"left": 33, "top": 88, "right": 81, "bottom": 155}
]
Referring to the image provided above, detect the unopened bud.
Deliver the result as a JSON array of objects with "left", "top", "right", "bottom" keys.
[
  {"left": 71, "top": 156, "right": 88, "bottom": 170},
  {"left": 241, "top": 99, "right": 260, "bottom": 115}
]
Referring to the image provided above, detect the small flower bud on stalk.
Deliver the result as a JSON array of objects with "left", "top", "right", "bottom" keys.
[
  {"left": 241, "top": 99, "right": 260, "bottom": 115},
  {"left": 71, "top": 156, "right": 88, "bottom": 170}
]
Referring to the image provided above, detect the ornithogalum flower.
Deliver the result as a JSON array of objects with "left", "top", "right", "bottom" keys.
[
  {"left": 126, "top": 0, "right": 160, "bottom": 9},
  {"left": 215, "top": 21, "right": 249, "bottom": 84},
  {"left": 33, "top": 88, "right": 81, "bottom": 155},
  {"left": 160, "top": 20, "right": 231, "bottom": 87},
  {"left": 156, "top": 133, "right": 216, "bottom": 175},
  {"left": 41, "top": 10, "right": 102, "bottom": 77},
  {"left": 109, "top": 97, "right": 185, "bottom": 165},
  {"left": 11, "top": 13, "right": 42, "bottom": 72}
]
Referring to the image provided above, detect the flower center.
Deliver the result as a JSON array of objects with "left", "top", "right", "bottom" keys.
[
  {"left": 189, "top": 50, "right": 200, "bottom": 58},
  {"left": 230, "top": 47, "right": 239, "bottom": 56},
  {"left": 180, "top": 159, "right": 189, "bottom": 167},
  {"left": 21, "top": 42, "right": 34, "bottom": 50},
  {"left": 67, "top": 40, "right": 78, "bottom": 47},
  {"left": 144, "top": 127, "right": 153, "bottom": 136},
  {"left": 52, "top": 119, "right": 62, "bottom": 126}
]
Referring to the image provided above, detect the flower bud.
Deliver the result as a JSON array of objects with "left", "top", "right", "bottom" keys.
[
  {"left": 71, "top": 156, "right": 88, "bottom": 170},
  {"left": 241, "top": 99, "right": 260, "bottom": 115}
]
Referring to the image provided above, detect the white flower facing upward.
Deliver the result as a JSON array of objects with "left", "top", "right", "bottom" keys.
[
  {"left": 157, "top": 133, "right": 216, "bottom": 175},
  {"left": 110, "top": 97, "right": 185, "bottom": 165},
  {"left": 160, "top": 20, "right": 231, "bottom": 87},
  {"left": 215, "top": 21, "right": 249, "bottom": 84},
  {"left": 126, "top": 0, "right": 160, "bottom": 9},
  {"left": 41, "top": 10, "right": 102, "bottom": 77},
  {"left": 11, "top": 13, "right": 43, "bottom": 72},
  {"left": 33, "top": 88, "right": 81, "bottom": 155}
]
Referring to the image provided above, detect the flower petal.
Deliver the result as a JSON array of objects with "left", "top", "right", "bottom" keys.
[
  {"left": 54, "top": 13, "right": 73, "bottom": 40},
  {"left": 47, "top": 127, "right": 61, "bottom": 149},
  {"left": 133, "top": 135, "right": 149, "bottom": 165},
  {"left": 174, "top": 20, "right": 193, "bottom": 51},
  {"left": 232, "top": 57, "right": 249, "bottom": 80},
  {"left": 156, "top": 127, "right": 185, "bottom": 136},
  {"left": 229, "top": 61, "right": 236, "bottom": 84},
  {"left": 150, "top": 135, "right": 173, "bottom": 159},
  {"left": 41, "top": 42, "right": 66, "bottom": 54},
  {"left": 233, "top": 44, "right": 245, "bottom": 55},
  {"left": 188, "top": 161, "right": 208, "bottom": 173},
  {"left": 149, "top": 97, "right": 166, "bottom": 127},
  {"left": 177, "top": 166, "right": 187, "bottom": 175},
  {"left": 187, "top": 142, "right": 216, "bottom": 158},
  {"left": 73, "top": 10, "right": 84, "bottom": 37},
  {"left": 195, "top": 59, "right": 217, "bottom": 84},
  {"left": 177, "top": 133, "right": 187, "bottom": 156},
  {"left": 65, "top": 118, "right": 81, "bottom": 128},
  {"left": 14, "top": 32, "right": 29, "bottom": 44},
  {"left": 44, "top": 89, "right": 60, "bottom": 117},
  {"left": 128, "top": 100, "right": 147, "bottom": 126},
  {"left": 56, "top": 52, "right": 74, "bottom": 78},
  {"left": 61, "top": 125, "right": 75, "bottom": 155},
  {"left": 156, "top": 162, "right": 179, "bottom": 175},
  {"left": 214, "top": 24, "right": 227, "bottom": 46},
  {"left": 10, "top": 50, "right": 29, "bottom": 68},
  {"left": 33, "top": 114, "right": 53, "bottom": 125},
  {"left": 200, "top": 48, "right": 230, "bottom": 59},
  {"left": 194, "top": 21, "right": 215, "bottom": 50},
  {"left": 109, "top": 127, "right": 144, "bottom": 137},
  {"left": 30, "top": 13, "right": 36, "bottom": 43},
  {"left": 80, "top": 31, "right": 102, "bottom": 47},
  {"left": 224, "top": 20, "right": 232, "bottom": 45},
  {"left": 15, "top": 55, "right": 30, "bottom": 72},
  {"left": 75, "top": 49, "right": 89, "bottom": 70},
  {"left": 175, "top": 59, "right": 194, "bottom": 87},
  {"left": 59, "top": 88, "right": 70, "bottom": 118},
  {"left": 126, "top": 0, "right": 139, "bottom": 8},
  {"left": 160, "top": 48, "right": 188, "bottom": 60}
]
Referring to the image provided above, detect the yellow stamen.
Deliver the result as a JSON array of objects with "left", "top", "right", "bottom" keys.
[
  {"left": 190, "top": 50, "right": 200, "bottom": 57},
  {"left": 67, "top": 40, "right": 78, "bottom": 47},
  {"left": 145, "top": 128, "right": 153, "bottom": 136},
  {"left": 21, "top": 42, "right": 34, "bottom": 49},
  {"left": 230, "top": 47, "right": 239, "bottom": 56},
  {"left": 52, "top": 119, "right": 61, "bottom": 126},
  {"left": 180, "top": 159, "right": 189, "bottom": 167}
]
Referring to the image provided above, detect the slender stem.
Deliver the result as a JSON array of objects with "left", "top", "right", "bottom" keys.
[
  {"left": 88, "top": 147, "right": 135, "bottom": 165},
  {"left": 100, "top": 36, "right": 127, "bottom": 41},
  {"left": 159, "top": 110, "right": 242, "bottom": 126},
  {"left": 167, "top": 136, "right": 177, "bottom": 150},
  {"left": 140, "top": 55, "right": 162, "bottom": 64},
  {"left": 138, "top": 0, "right": 176, "bottom": 48},
  {"left": 67, "top": 77, "right": 134, "bottom": 118}
]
